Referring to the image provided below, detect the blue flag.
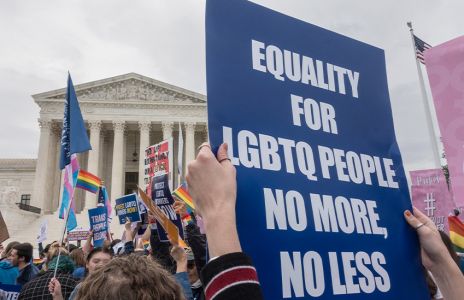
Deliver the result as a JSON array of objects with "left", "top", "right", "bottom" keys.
[
  {"left": 58, "top": 73, "right": 91, "bottom": 232},
  {"left": 59, "top": 73, "right": 91, "bottom": 170}
]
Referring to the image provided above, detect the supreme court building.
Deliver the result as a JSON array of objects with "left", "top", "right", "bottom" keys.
[{"left": 0, "top": 73, "right": 207, "bottom": 242}]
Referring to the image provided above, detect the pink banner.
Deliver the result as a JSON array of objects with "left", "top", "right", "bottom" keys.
[
  {"left": 425, "top": 35, "right": 464, "bottom": 207},
  {"left": 410, "top": 169, "right": 455, "bottom": 232}
]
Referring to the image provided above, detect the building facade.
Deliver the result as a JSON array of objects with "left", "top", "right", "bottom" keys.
[{"left": 1, "top": 73, "right": 207, "bottom": 243}]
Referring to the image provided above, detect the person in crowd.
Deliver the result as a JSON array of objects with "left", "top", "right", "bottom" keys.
[
  {"left": 0, "top": 241, "right": 19, "bottom": 262},
  {"left": 0, "top": 243, "right": 19, "bottom": 285},
  {"left": 174, "top": 200, "right": 206, "bottom": 300},
  {"left": 170, "top": 243, "right": 194, "bottom": 300},
  {"left": 75, "top": 254, "right": 186, "bottom": 300},
  {"left": 8, "top": 243, "right": 39, "bottom": 286},
  {"left": 49, "top": 246, "right": 113, "bottom": 300},
  {"left": 69, "top": 249, "right": 86, "bottom": 281},
  {"left": 19, "top": 247, "right": 76, "bottom": 300}
]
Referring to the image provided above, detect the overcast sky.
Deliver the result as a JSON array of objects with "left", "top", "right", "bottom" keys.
[{"left": 1, "top": 0, "right": 463, "bottom": 174}]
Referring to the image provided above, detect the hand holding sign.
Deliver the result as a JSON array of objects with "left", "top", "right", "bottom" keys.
[
  {"left": 186, "top": 143, "right": 242, "bottom": 257},
  {"left": 404, "top": 207, "right": 464, "bottom": 300},
  {"left": 403, "top": 208, "right": 448, "bottom": 270}
]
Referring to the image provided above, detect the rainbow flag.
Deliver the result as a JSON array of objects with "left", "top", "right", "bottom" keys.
[
  {"left": 448, "top": 216, "right": 464, "bottom": 253},
  {"left": 76, "top": 170, "right": 101, "bottom": 194},
  {"left": 172, "top": 183, "right": 195, "bottom": 211}
]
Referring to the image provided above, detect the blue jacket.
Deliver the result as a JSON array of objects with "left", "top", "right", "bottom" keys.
[
  {"left": 0, "top": 261, "right": 19, "bottom": 285},
  {"left": 16, "top": 263, "right": 39, "bottom": 286}
]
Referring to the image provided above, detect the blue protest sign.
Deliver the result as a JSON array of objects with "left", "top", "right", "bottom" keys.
[
  {"left": 206, "top": 1, "right": 428, "bottom": 299},
  {"left": 151, "top": 173, "right": 184, "bottom": 242},
  {"left": 0, "top": 283, "right": 21, "bottom": 300},
  {"left": 115, "top": 193, "right": 141, "bottom": 224},
  {"left": 88, "top": 206, "right": 107, "bottom": 247}
]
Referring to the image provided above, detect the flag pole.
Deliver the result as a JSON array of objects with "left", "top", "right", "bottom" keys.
[
  {"left": 53, "top": 178, "right": 76, "bottom": 278},
  {"left": 407, "top": 22, "right": 442, "bottom": 168}
]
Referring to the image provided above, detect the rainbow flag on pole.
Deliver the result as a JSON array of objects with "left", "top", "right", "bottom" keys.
[
  {"left": 172, "top": 183, "right": 195, "bottom": 211},
  {"left": 76, "top": 170, "right": 101, "bottom": 194},
  {"left": 448, "top": 215, "right": 464, "bottom": 253}
]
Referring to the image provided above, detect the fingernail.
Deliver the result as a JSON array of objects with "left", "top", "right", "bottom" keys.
[
  {"left": 223, "top": 143, "right": 228, "bottom": 151},
  {"left": 405, "top": 210, "right": 411, "bottom": 217}
]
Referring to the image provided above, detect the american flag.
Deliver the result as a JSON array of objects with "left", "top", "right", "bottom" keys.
[{"left": 414, "top": 34, "right": 432, "bottom": 64}]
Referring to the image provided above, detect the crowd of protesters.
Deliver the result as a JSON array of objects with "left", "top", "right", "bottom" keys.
[{"left": 0, "top": 143, "right": 464, "bottom": 299}]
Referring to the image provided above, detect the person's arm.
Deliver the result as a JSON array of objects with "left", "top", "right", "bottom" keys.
[
  {"left": 186, "top": 143, "right": 263, "bottom": 300},
  {"left": 123, "top": 218, "right": 135, "bottom": 254},
  {"left": 185, "top": 220, "right": 207, "bottom": 272},
  {"left": 404, "top": 207, "right": 464, "bottom": 300},
  {"left": 137, "top": 224, "right": 151, "bottom": 249},
  {"left": 174, "top": 200, "right": 208, "bottom": 272},
  {"left": 82, "top": 230, "right": 93, "bottom": 255},
  {"left": 171, "top": 244, "right": 193, "bottom": 300},
  {"left": 149, "top": 227, "right": 175, "bottom": 273}
]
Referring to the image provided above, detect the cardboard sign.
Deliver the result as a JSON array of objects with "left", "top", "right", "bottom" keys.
[
  {"left": 137, "top": 187, "right": 186, "bottom": 247},
  {"left": 67, "top": 229, "right": 90, "bottom": 241},
  {"left": 88, "top": 207, "right": 108, "bottom": 247},
  {"left": 152, "top": 174, "right": 184, "bottom": 242},
  {"left": 144, "top": 139, "right": 173, "bottom": 192},
  {"left": 0, "top": 211, "right": 9, "bottom": 243},
  {"left": 115, "top": 193, "right": 141, "bottom": 224},
  {"left": 206, "top": 0, "right": 428, "bottom": 299}
]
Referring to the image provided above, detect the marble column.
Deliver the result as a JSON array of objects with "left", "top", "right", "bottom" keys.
[
  {"left": 185, "top": 122, "right": 196, "bottom": 165},
  {"left": 48, "top": 124, "right": 61, "bottom": 213},
  {"left": 84, "top": 120, "right": 102, "bottom": 210},
  {"left": 138, "top": 121, "right": 151, "bottom": 190},
  {"left": 204, "top": 124, "right": 209, "bottom": 143},
  {"left": 31, "top": 119, "right": 53, "bottom": 212},
  {"left": 162, "top": 121, "right": 173, "bottom": 140},
  {"left": 111, "top": 121, "right": 125, "bottom": 202}
]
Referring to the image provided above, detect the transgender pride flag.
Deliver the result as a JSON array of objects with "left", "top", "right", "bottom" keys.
[
  {"left": 59, "top": 73, "right": 91, "bottom": 232},
  {"left": 59, "top": 154, "right": 80, "bottom": 230}
]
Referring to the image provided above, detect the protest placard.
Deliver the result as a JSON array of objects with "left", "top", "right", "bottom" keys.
[
  {"left": 137, "top": 187, "right": 185, "bottom": 246},
  {"left": 36, "top": 220, "right": 48, "bottom": 243},
  {"left": 115, "top": 193, "right": 141, "bottom": 224},
  {"left": 0, "top": 283, "right": 21, "bottom": 300},
  {"left": 88, "top": 207, "right": 107, "bottom": 247},
  {"left": 0, "top": 211, "right": 9, "bottom": 243},
  {"left": 425, "top": 36, "right": 464, "bottom": 208},
  {"left": 152, "top": 173, "right": 184, "bottom": 242},
  {"left": 205, "top": 0, "right": 428, "bottom": 299},
  {"left": 144, "top": 139, "right": 173, "bottom": 193},
  {"left": 410, "top": 169, "right": 455, "bottom": 232},
  {"left": 67, "top": 228, "right": 90, "bottom": 241}
]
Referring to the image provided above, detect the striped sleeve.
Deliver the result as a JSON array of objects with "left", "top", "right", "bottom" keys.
[{"left": 201, "top": 252, "right": 264, "bottom": 300}]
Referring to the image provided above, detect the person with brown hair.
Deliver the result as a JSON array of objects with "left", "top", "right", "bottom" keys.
[
  {"left": 69, "top": 248, "right": 86, "bottom": 280},
  {"left": 19, "top": 248, "right": 76, "bottom": 300},
  {"left": 9, "top": 242, "right": 39, "bottom": 286},
  {"left": 75, "top": 254, "right": 186, "bottom": 300}
]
